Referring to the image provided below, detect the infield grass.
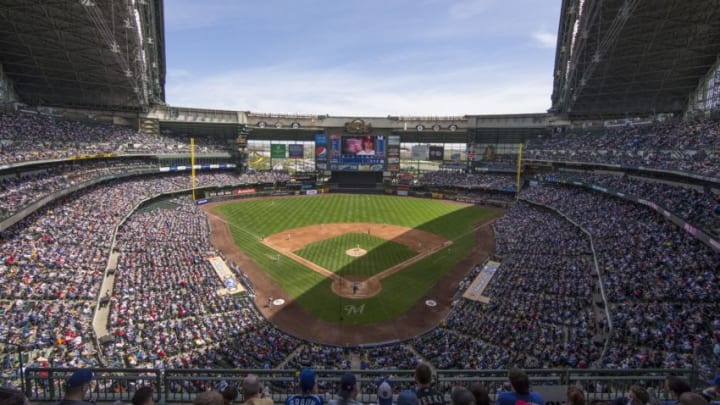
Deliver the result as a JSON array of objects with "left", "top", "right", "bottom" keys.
[
  {"left": 295, "top": 233, "right": 416, "bottom": 277},
  {"left": 212, "top": 194, "right": 497, "bottom": 324}
]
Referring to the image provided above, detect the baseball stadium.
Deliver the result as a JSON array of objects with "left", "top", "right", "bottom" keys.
[{"left": 1, "top": 0, "right": 720, "bottom": 404}]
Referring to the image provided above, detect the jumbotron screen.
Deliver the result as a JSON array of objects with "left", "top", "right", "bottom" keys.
[{"left": 315, "top": 134, "right": 386, "bottom": 172}]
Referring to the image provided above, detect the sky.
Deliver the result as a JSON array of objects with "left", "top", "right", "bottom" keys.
[{"left": 164, "top": 0, "right": 561, "bottom": 117}]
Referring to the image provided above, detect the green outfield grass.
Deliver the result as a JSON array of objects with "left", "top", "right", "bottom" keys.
[
  {"left": 212, "top": 194, "right": 497, "bottom": 324},
  {"left": 295, "top": 233, "right": 416, "bottom": 277}
]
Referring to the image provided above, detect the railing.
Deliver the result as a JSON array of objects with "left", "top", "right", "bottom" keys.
[{"left": 17, "top": 367, "right": 697, "bottom": 403}]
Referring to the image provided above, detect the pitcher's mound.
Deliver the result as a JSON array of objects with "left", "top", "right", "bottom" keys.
[{"left": 345, "top": 247, "right": 367, "bottom": 257}]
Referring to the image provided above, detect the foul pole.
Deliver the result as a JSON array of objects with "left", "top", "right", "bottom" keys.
[
  {"left": 515, "top": 143, "right": 523, "bottom": 200},
  {"left": 191, "top": 137, "right": 196, "bottom": 201}
]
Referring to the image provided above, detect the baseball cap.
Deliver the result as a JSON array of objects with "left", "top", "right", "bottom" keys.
[
  {"left": 339, "top": 373, "right": 357, "bottom": 399},
  {"left": 300, "top": 369, "right": 316, "bottom": 392},
  {"left": 243, "top": 374, "right": 261, "bottom": 396},
  {"left": 66, "top": 368, "right": 94, "bottom": 389},
  {"left": 377, "top": 379, "right": 393, "bottom": 405},
  {"left": 397, "top": 390, "right": 418, "bottom": 405}
]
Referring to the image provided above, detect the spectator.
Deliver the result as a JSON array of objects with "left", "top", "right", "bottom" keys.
[
  {"left": 286, "top": 369, "right": 323, "bottom": 405},
  {"left": 567, "top": 387, "right": 585, "bottom": 405},
  {"left": 451, "top": 387, "right": 476, "bottom": 405},
  {"left": 242, "top": 375, "right": 272, "bottom": 405},
  {"left": 469, "top": 383, "right": 490, "bottom": 405},
  {"left": 612, "top": 385, "right": 650, "bottom": 405},
  {"left": 195, "top": 391, "right": 226, "bottom": 405},
  {"left": 415, "top": 362, "right": 444, "bottom": 405},
  {"left": 678, "top": 393, "right": 708, "bottom": 405},
  {"left": 0, "top": 387, "right": 31, "bottom": 405},
  {"left": 700, "top": 375, "right": 720, "bottom": 402},
  {"left": 57, "top": 368, "right": 95, "bottom": 405},
  {"left": 398, "top": 390, "right": 419, "bottom": 405},
  {"left": 496, "top": 369, "right": 544, "bottom": 405},
  {"left": 329, "top": 373, "right": 361, "bottom": 405},
  {"left": 222, "top": 385, "right": 239, "bottom": 405},
  {"left": 132, "top": 386, "right": 155, "bottom": 405},
  {"left": 377, "top": 379, "right": 393, "bottom": 405},
  {"left": 666, "top": 377, "right": 691, "bottom": 403}
]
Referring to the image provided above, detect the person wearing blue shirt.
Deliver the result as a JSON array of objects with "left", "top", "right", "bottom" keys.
[
  {"left": 496, "top": 369, "right": 544, "bottom": 405},
  {"left": 286, "top": 369, "right": 324, "bottom": 405}
]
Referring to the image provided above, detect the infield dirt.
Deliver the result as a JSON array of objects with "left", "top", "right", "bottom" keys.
[{"left": 203, "top": 201, "right": 498, "bottom": 345}]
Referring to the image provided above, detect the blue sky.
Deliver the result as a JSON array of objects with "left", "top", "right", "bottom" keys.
[{"left": 164, "top": 0, "right": 560, "bottom": 116}]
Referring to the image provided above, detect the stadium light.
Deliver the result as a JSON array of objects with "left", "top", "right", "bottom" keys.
[{"left": 79, "top": 0, "right": 95, "bottom": 6}]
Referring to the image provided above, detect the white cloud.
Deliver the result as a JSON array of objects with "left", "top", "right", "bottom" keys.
[
  {"left": 166, "top": 64, "right": 552, "bottom": 116},
  {"left": 532, "top": 31, "right": 557, "bottom": 48}
]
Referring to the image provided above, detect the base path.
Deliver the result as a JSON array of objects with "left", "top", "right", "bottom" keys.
[
  {"left": 203, "top": 203, "right": 499, "bottom": 346},
  {"left": 263, "top": 222, "right": 451, "bottom": 298}
]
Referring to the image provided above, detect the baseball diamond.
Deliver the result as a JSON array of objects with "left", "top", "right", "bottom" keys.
[{"left": 203, "top": 194, "right": 499, "bottom": 345}]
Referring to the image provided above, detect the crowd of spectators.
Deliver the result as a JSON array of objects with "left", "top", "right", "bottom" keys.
[
  {"left": 540, "top": 171, "right": 720, "bottom": 238},
  {"left": 0, "top": 171, "right": 262, "bottom": 377},
  {"left": 525, "top": 119, "right": 720, "bottom": 178},
  {"left": 521, "top": 183, "right": 720, "bottom": 368},
  {"left": 417, "top": 172, "right": 516, "bottom": 190},
  {"left": 0, "top": 158, "right": 157, "bottom": 220},
  {"left": 0, "top": 111, "right": 227, "bottom": 165},
  {"left": 429, "top": 203, "right": 600, "bottom": 368},
  {"left": 107, "top": 198, "right": 301, "bottom": 372},
  {"left": 2, "top": 108, "right": 720, "bottom": 388}
]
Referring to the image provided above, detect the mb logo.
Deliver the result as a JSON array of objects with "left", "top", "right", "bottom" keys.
[{"left": 344, "top": 304, "right": 365, "bottom": 316}]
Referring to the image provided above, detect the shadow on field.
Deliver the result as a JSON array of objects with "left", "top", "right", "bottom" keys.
[{"left": 206, "top": 197, "right": 501, "bottom": 346}]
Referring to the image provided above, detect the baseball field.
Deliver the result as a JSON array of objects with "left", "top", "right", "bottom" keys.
[{"left": 210, "top": 194, "right": 497, "bottom": 327}]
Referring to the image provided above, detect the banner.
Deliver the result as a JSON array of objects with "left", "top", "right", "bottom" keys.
[
  {"left": 462, "top": 261, "right": 501, "bottom": 303},
  {"left": 387, "top": 136, "right": 401, "bottom": 171},
  {"left": 271, "top": 144, "right": 286, "bottom": 159},
  {"left": 411, "top": 145, "right": 429, "bottom": 160},
  {"left": 288, "top": 144, "right": 304, "bottom": 158},
  {"left": 315, "top": 134, "right": 328, "bottom": 170},
  {"left": 429, "top": 146, "right": 444, "bottom": 161}
]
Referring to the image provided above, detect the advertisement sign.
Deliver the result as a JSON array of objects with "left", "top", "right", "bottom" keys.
[
  {"left": 271, "top": 144, "right": 286, "bottom": 159},
  {"left": 315, "top": 134, "right": 328, "bottom": 170},
  {"left": 429, "top": 146, "right": 444, "bottom": 161},
  {"left": 411, "top": 145, "right": 429, "bottom": 160},
  {"left": 288, "top": 144, "right": 304, "bottom": 158}
]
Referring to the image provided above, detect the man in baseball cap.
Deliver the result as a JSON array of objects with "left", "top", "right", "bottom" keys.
[
  {"left": 57, "top": 368, "right": 95, "bottom": 405},
  {"left": 377, "top": 379, "right": 393, "bottom": 405},
  {"left": 286, "top": 369, "right": 323, "bottom": 405},
  {"left": 329, "top": 373, "right": 360, "bottom": 405}
]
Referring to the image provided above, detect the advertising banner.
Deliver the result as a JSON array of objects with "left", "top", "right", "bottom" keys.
[
  {"left": 271, "top": 144, "right": 286, "bottom": 159},
  {"left": 429, "top": 146, "right": 444, "bottom": 161},
  {"left": 288, "top": 144, "right": 304, "bottom": 158},
  {"left": 411, "top": 145, "right": 429, "bottom": 160},
  {"left": 315, "top": 134, "right": 328, "bottom": 170}
]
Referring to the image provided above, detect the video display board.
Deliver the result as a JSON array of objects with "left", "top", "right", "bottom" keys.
[{"left": 328, "top": 135, "right": 386, "bottom": 172}]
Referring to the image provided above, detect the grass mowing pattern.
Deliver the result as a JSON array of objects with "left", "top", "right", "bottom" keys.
[
  {"left": 295, "top": 233, "right": 416, "bottom": 277},
  {"left": 212, "top": 194, "right": 497, "bottom": 324}
]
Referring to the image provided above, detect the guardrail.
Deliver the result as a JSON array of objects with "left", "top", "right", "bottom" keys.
[{"left": 16, "top": 367, "right": 696, "bottom": 403}]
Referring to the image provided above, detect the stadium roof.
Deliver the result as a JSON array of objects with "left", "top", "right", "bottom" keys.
[
  {"left": 551, "top": 0, "right": 720, "bottom": 119},
  {"left": 0, "top": 0, "right": 166, "bottom": 111}
]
